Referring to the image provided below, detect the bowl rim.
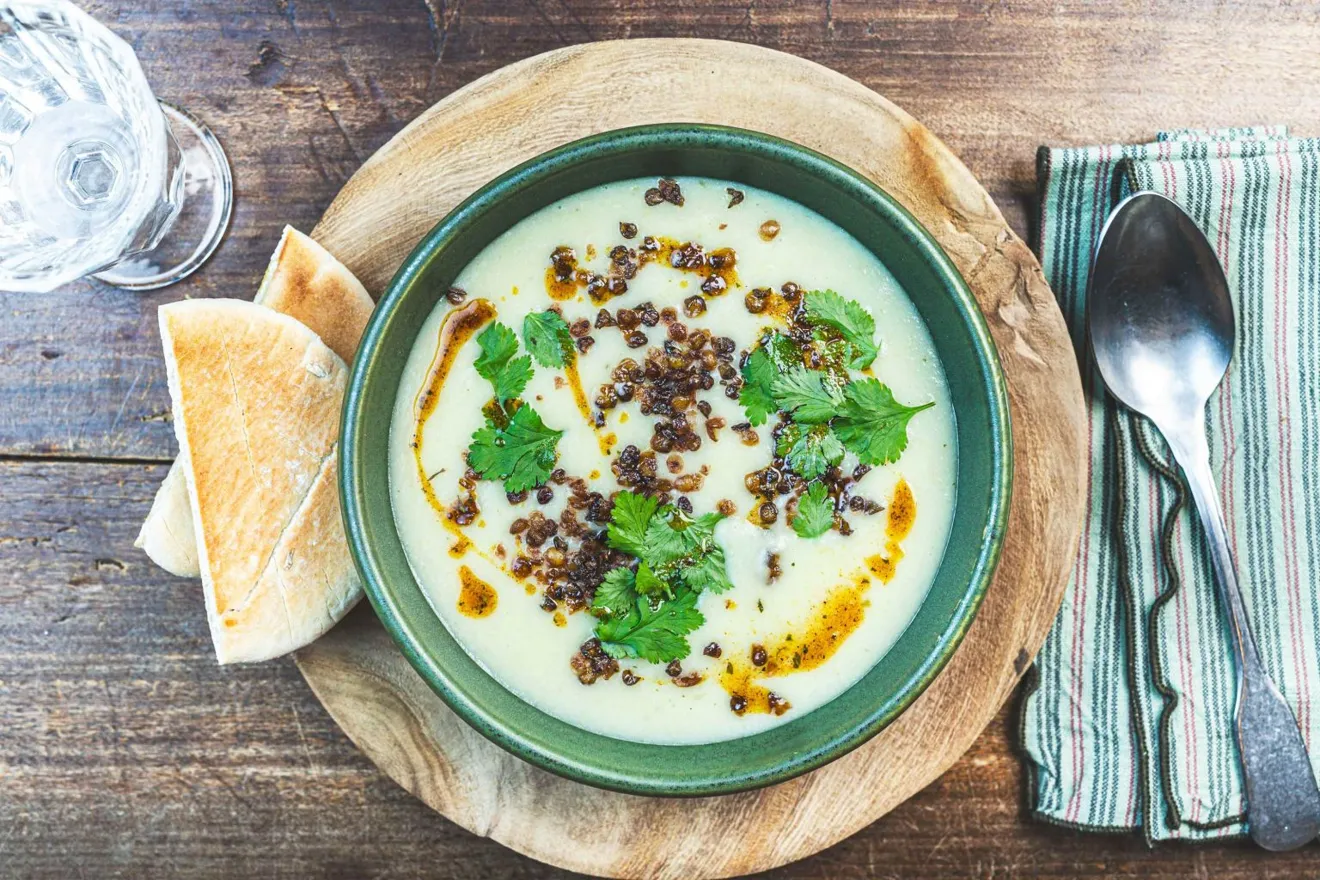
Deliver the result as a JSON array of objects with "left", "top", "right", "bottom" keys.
[{"left": 340, "top": 123, "right": 1013, "bottom": 796}]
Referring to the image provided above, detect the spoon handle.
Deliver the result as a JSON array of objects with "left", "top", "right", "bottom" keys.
[{"left": 1170, "top": 421, "right": 1320, "bottom": 850}]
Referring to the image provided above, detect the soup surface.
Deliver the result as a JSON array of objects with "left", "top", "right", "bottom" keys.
[{"left": 390, "top": 176, "right": 957, "bottom": 744}]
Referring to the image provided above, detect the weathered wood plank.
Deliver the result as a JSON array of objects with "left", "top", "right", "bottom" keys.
[
  {"left": 3, "top": 0, "right": 1317, "bottom": 460},
  {"left": 7, "top": 1, "right": 1320, "bottom": 875},
  {"left": 0, "top": 461, "right": 1304, "bottom": 877}
]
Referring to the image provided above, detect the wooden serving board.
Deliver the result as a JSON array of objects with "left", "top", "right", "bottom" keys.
[{"left": 295, "top": 39, "right": 1086, "bottom": 879}]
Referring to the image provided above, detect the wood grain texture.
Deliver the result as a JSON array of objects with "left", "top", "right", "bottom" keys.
[
  {"left": 4, "top": 0, "right": 1317, "bottom": 464},
  {"left": 5, "top": 1, "right": 1320, "bottom": 877},
  {"left": 0, "top": 460, "right": 1312, "bottom": 880},
  {"left": 295, "top": 38, "right": 1086, "bottom": 879}
]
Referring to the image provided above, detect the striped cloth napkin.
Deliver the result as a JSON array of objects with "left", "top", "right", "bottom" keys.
[{"left": 1019, "top": 126, "right": 1320, "bottom": 841}]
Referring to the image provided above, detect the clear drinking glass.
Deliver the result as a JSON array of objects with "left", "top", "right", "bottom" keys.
[{"left": 0, "top": 1, "right": 233, "bottom": 292}]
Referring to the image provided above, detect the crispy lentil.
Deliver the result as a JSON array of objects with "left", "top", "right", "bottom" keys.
[
  {"left": 571, "top": 638, "right": 620, "bottom": 685},
  {"left": 657, "top": 178, "right": 684, "bottom": 205}
]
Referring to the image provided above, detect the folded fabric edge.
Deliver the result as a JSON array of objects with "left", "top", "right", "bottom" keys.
[
  {"left": 1019, "top": 132, "right": 1285, "bottom": 840},
  {"left": 1128, "top": 416, "right": 1251, "bottom": 837},
  {"left": 1017, "top": 663, "right": 1148, "bottom": 835}
]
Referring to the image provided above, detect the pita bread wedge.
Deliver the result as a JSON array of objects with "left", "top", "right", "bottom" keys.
[
  {"left": 136, "top": 227, "right": 374, "bottom": 577},
  {"left": 159, "top": 298, "right": 361, "bottom": 664}
]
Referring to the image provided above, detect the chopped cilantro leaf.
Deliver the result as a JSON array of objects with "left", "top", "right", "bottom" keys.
[
  {"left": 738, "top": 346, "right": 777, "bottom": 426},
  {"left": 642, "top": 516, "right": 688, "bottom": 567},
  {"left": 679, "top": 545, "right": 735, "bottom": 594},
  {"left": 803, "top": 289, "right": 879, "bottom": 370},
  {"left": 681, "top": 512, "right": 724, "bottom": 548},
  {"left": 604, "top": 494, "right": 730, "bottom": 604},
  {"left": 474, "top": 322, "right": 532, "bottom": 403},
  {"left": 591, "top": 567, "right": 637, "bottom": 619},
  {"left": 466, "top": 402, "right": 562, "bottom": 492},
  {"left": 606, "top": 491, "right": 659, "bottom": 558},
  {"left": 771, "top": 365, "right": 844, "bottom": 424},
  {"left": 792, "top": 481, "right": 835, "bottom": 539},
  {"left": 522, "top": 310, "right": 575, "bottom": 369},
  {"left": 596, "top": 588, "right": 705, "bottom": 664},
  {"left": 777, "top": 423, "right": 845, "bottom": 480},
  {"left": 833, "top": 378, "right": 934, "bottom": 466},
  {"left": 634, "top": 562, "right": 670, "bottom": 599},
  {"left": 763, "top": 331, "right": 800, "bottom": 371},
  {"left": 644, "top": 507, "right": 724, "bottom": 568}
]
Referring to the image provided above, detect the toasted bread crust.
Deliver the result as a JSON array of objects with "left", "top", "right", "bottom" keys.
[
  {"left": 159, "top": 299, "right": 361, "bottom": 663},
  {"left": 137, "top": 227, "right": 373, "bottom": 580}
]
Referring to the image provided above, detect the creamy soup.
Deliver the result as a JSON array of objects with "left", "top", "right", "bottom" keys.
[{"left": 389, "top": 176, "right": 956, "bottom": 744}]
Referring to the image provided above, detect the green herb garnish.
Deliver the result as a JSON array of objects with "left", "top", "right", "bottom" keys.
[
  {"left": 634, "top": 562, "right": 669, "bottom": 599},
  {"left": 792, "top": 481, "right": 835, "bottom": 539},
  {"left": 738, "top": 346, "right": 777, "bottom": 427},
  {"left": 522, "top": 309, "right": 575, "bottom": 369},
  {"left": 771, "top": 365, "right": 844, "bottom": 424},
  {"left": 473, "top": 322, "right": 532, "bottom": 404},
  {"left": 605, "top": 491, "right": 659, "bottom": 558},
  {"left": 595, "top": 587, "right": 705, "bottom": 664},
  {"left": 736, "top": 291, "right": 932, "bottom": 477},
  {"left": 833, "top": 378, "right": 934, "bottom": 466},
  {"left": 679, "top": 548, "right": 738, "bottom": 594},
  {"left": 776, "top": 422, "right": 845, "bottom": 480},
  {"left": 466, "top": 402, "right": 562, "bottom": 492},
  {"left": 591, "top": 567, "right": 638, "bottom": 618},
  {"left": 802, "top": 288, "right": 879, "bottom": 370},
  {"left": 592, "top": 493, "right": 733, "bottom": 662}
]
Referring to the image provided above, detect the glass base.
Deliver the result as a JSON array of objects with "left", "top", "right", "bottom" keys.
[{"left": 94, "top": 102, "right": 233, "bottom": 291}]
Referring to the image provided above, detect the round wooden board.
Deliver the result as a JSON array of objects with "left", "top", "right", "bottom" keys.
[{"left": 297, "top": 39, "right": 1086, "bottom": 880}]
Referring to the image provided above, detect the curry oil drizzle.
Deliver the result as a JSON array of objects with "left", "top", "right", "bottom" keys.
[
  {"left": 865, "top": 478, "right": 917, "bottom": 584},
  {"left": 409, "top": 298, "right": 506, "bottom": 572},
  {"left": 562, "top": 356, "right": 596, "bottom": 429},
  {"left": 457, "top": 565, "right": 498, "bottom": 618},
  {"left": 412, "top": 297, "right": 497, "bottom": 519},
  {"left": 719, "top": 574, "right": 871, "bottom": 716},
  {"left": 722, "top": 478, "right": 918, "bottom": 716}
]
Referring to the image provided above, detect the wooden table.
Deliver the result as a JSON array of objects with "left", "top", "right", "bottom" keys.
[{"left": 4, "top": 2, "right": 1318, "bottom": 877}]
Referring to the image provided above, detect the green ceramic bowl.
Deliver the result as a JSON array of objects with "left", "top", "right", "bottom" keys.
[{"left": 341, "top": 124, "right": 1012, "bottom": 797}]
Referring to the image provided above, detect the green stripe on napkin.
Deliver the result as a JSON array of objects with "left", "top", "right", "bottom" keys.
[{"left": 1020, "top": 126, "right": 1320, "bottom": 841}]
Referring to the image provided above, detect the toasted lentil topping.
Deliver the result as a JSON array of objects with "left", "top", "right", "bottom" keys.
[
  {"left": 571, "top": 638, "right": 620, "bottom": 684},
  {"left": 644, "top": 177, "right": 684, "bottom": 207}
]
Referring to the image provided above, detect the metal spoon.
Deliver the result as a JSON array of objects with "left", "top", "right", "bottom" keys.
[{"left": 1088, "top": 191, "right": 1320, "bottom": 851}]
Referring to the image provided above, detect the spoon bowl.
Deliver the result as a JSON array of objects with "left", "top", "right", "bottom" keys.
[{"left": 1089, "top": 192, "right": 1234, "bottom": 427}]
